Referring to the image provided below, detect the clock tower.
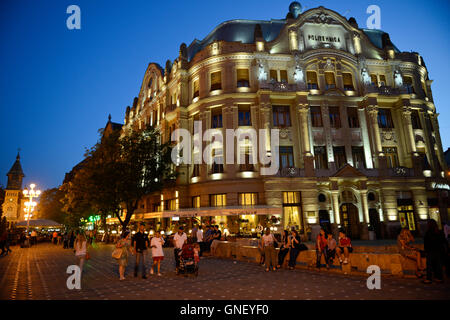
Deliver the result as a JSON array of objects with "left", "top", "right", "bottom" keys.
[{"left": 2, "top": 152, "right": 25, "bottom": 222}]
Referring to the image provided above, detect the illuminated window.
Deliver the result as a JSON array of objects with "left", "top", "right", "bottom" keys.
[
  {"left": 239, "top": 193, "right": 258, "bottom": 206},
  {"left": 210, "top": 194, "right": 226, "bottom": 207},
  {"left": 310, "top": 106, "right": 323, "bottom": 127},
  {"left": 282, "top": 192, "right": 303, "bottom": 232},
  {"left": 383, "top": 147, "right": 399, "bottom": 168},
  {"left": 192, "top": 196, "right": 200, "bottom": 208},
  {"left": 237, "top": 69, "right": 250, "bottom": 87},
  {"left": 280, "top": 70, "right": 288, "bottom": 83},
  {"left": 342, "top": 73, "right": 354, "bottom": 91},
  {"left": 270, "top": 70, "right": 278, "bottom": 82},
  {"left": 314, "top": 146, "right": 328, "bottom": 170},
  {"left": 210, "top": 71, "right": 222, "bottom": 91},
  {"left": 280, "top": 146, "right": 294, "bottom": 169},
  {"left": 283, "top": 192, "right": 301, "bottom": 204},
  {"left": 193, "top": 79, "right": 199, "bottom": 98},
  {"left": 238, "top": 105, "right": 251, "bottom": 126},
  {"left": 272, "top": 106, "right": 291, "bottom": 127},
  {"left": 325, "top": 72, "right": 336, "bottom": 90},
  {"left": 328, "top": 106, "right": 341, "bottom": 128},
  {"left": 347, "top": 107, "right": 360, "bottom": 128},
  {"left": 307, "top": 71, "right": 318, "bottom": 89},
  {"left": 370, "top": 74, "right": 378, "bottom": 86},
  {"left": 378, "top": 109, "right": 394, "bottom": 129}
]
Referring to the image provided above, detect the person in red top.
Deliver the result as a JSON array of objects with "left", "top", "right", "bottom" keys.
[
  {"left": 336, "top": 230, "right": 353, "bottom": 264},
  {"left": 315, "top": 228, "right": 328, "bottom": 269}
]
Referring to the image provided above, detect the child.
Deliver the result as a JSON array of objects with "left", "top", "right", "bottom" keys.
[
  {"left": 150, "top": 231, "right": 165, "bottom": 276},
  {"left": 193, "top": 243, "right": 200, "bottom": 264},
  {"left": 336, "top": 230, "right": 353, "bottom": 264}
]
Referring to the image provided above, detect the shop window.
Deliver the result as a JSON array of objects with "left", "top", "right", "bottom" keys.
[
  {"left": 397, "top": 198, "right": 416, "bottom": 231},
  {"left": 280, "top": 70, "right": 288, "bottom": 83},
  {"left": 238, "top": 106, "right": 251, "bottom": 126},
  {"left": 280, "top": 146, "right": 294, "bottom": 169},
  {"left": 378, "top": 109, "right": 394, "bottom": 129},
  {"left": 239, "top": 193, "right": 258, "bottom": 206},
  {"left": 273, "top": 106, "right": 291, "bottom": 127},
  {"left": 325, "top": 72, "right": 336, "bottom": 90},
  {"left": 347, "top": 107, "right": 360, "bottom": 128},
  {"left": 283, "top": 192, "right": 303, "bottom": 232},
  {"left": 307, "top": 71, "right": 318, "bottom": 89},
  {"left": 333, "top": 146, "right": 347, "bottom": 169},
  {"left": 329, "top": 106, "right": 341, "bottom": 128},
  {"left": 343, "top": 73, "right": 354, "bottom": 91},
  {"left": 352, "top": 146, "right": 366, "bottom": 169},
  {"left": 210, "top": 71, "right": 222, "bottom": 91},
  {"left": 192, "top": 196, "right": 200, "bottom": 208},
  {"left": 383, "top": 147, "right": 399, "bottom": 168},
  {"left": 310, "top": 106, "right": 323, "bottom": 127},
  {"left": 411, "top": 110, "right": 422, "bottom": 129},
  {"left": 237, "top": 69, "right": 250, "bottom": 88},
  {"left": 193, "top": 79, "right": 199, "bottom": 98},
  {"left": 403, "top": 76, "right": 415, "bottom": 94},
  {"left": 210, "top": 194, "right": 226, "bottom": 207},
  {"left": 314, "top": 146, "right": 328, "bottom": 170}
]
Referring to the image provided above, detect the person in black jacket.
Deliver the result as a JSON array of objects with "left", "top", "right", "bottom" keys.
[{"left": 423, "top": 219, "right": 447, "bottom": 284}]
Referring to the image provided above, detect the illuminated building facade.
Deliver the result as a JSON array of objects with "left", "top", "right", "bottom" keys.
[{"left": 116, "top": 3, "right": 449, "bottom": 239}]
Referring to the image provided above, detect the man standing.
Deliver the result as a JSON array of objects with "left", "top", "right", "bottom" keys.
[
  {"left": 196, "top": 225, "right": 204, "bottom": 257},
  {"left": 131, "top": 223, "right": 150, "bottom": 279},
  {"left": 173, "top": 226, "right": 187, "bottom": 273},
  {"left": 52, "top": 231, "right": 58, "bottom": 245},
  {"left": 192, "top": 224, "right": 198, "bottom": 243},
  {"left": 210, "top": 225, "right": 222, "bottom": 256}
]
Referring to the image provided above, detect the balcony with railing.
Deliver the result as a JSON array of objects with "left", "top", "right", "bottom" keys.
[
  {"left": 260, "top": 80, "right": 306, "bottom": 92},
  {"left": 365, "top": 84, "right": 408, "bottom": 96}
]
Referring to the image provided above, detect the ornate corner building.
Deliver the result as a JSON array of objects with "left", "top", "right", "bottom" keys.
[
  {"left": 2, "top": 153, "right": 25, "bottom": 223},
  {"left": 116, "top": 3, "right": 449, "bottom": 239}
]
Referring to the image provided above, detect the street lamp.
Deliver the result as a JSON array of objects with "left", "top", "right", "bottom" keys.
[{"left": 23, "top": 183, "right": 41, "bottom": 237}]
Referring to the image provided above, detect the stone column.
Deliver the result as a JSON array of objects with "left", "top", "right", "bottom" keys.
[
  {"left": 331, "top": 191, "right": 340, "bottom": 225},
  {"left": 358, "top": 106, "right": 374, "bottom": 169},
  {"left": 360, "top": 189, "right": 370, "bottom": 224},
  {"left": 298, "top": 103, "right": 315, "bottom": 176},
  {"left": 401, "top": 106, "right": 419, "bottom": 157},
  {"left": 367, "top": 105, "right": 383, "bottom": 156}
]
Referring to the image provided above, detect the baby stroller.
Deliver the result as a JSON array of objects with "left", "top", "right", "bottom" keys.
[{"left": 177, "top": 243, "right": 198, "bottom": 277}]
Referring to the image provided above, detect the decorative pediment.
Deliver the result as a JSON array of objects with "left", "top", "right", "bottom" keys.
[
  {"left": 332, "top": 164, "right": 365, "bottom": 178},
  {"left": 323, "top": 88, "right": 346, "bottom": 96},
  {"left": 304, "top": 11, "right": 340, "bottom": 25}
]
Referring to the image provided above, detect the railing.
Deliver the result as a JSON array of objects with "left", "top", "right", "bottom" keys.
[
  {"left": 276, "top": 167, "right": 305, "bottom": 178},
  {"left": 387, "top": 167, "right": 414, "bottom": 177},
  {"left": 260, "top": 81, "right": 306, "bottom": 92},
  {"left": 365, "top": 85, "right": 408, "bottom": 95}
]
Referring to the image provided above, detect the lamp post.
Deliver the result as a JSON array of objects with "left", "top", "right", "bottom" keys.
[{"left": 23, "top": 183, "right": 41, "bottom": 238}]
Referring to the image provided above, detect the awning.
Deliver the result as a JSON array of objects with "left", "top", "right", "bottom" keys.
[
  {"left": 161, "top": 206, "right": 282, "bottom": 218},
  {"left": 15, "top": 219, "right": 62, "bottom": 228}
]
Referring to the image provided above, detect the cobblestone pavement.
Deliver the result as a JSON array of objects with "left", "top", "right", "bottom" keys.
[{"left": 0, "top": 243, "right": 449, "bottom": 300}]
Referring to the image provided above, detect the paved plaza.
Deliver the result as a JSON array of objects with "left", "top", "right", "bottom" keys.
[{"left": 0, "top": 243, "right": 449, "bottom": 300}]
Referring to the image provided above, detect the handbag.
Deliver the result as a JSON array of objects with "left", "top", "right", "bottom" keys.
[{"left": 112, "top": 248, "right": 122, "bottom": 259}]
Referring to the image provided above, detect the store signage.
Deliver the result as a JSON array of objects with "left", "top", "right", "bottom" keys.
[{"left": 431, "top": 182, "right": 450, "bottom": 190}]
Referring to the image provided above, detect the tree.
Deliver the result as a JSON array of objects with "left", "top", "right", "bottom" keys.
[
  {"left": 36, "top": 188, "right": 66, "bottom": 223},
  {"left": 63, "top": 125, "right": 174, "bottom": 231}
]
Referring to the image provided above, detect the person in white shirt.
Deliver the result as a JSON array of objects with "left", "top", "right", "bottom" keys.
[
  {"left": 196, "top": 225, "right": 204, "bottom": 257},
  {"left": 150, "top": 231, "right": 165, "bottom": 276},
  {"left": 173, "top": 227, "right": 187, "bottom": 271},
  {"left": 262, "top": 228, "right": 278, "bottom": 272}
]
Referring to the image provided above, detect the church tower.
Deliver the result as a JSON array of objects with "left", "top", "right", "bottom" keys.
[{"left": 2, "top": 153, "right": 25, "bottom": 221}]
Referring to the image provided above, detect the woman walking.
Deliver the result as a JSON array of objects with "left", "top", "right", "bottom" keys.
[
  {"left": 74, "top": 233, "right": 89, "bottom": 274},
  {"left": 288, "top": 230, "right": 302, "bottom": 270},
  {"left": 262, "top": 228, "right": 277, "bottom": 272},
  {"left": 114, "top": 230, "right": 133, "bottom": 281},
  {"left": 276, "top": 230, "right": 290, "bottom": 269}
]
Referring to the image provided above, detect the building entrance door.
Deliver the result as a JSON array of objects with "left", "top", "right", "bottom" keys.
[
  {"left": 340, "top": 203, "right": 360, "bottom": 239},
  {"left": 319, "top": 210, "right": 331, "bottom": 234},
  {"left": 397, "top": 199, "right": 417, "bottom": 234},
  {"left": 369, "top": 208, "right": 381, "bottom": 239}
]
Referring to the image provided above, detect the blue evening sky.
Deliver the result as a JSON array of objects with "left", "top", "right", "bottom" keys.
[{"left": 1, "top": 0, "right": 449, "bottom": 190}]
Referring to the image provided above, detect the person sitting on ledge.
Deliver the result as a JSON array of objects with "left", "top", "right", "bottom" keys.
[
  {"left": 397, "top": 228, "right": 425, "bottom": 278},
  {"left": 336, "top": 230, "right": 353, "bottom": 265}
]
